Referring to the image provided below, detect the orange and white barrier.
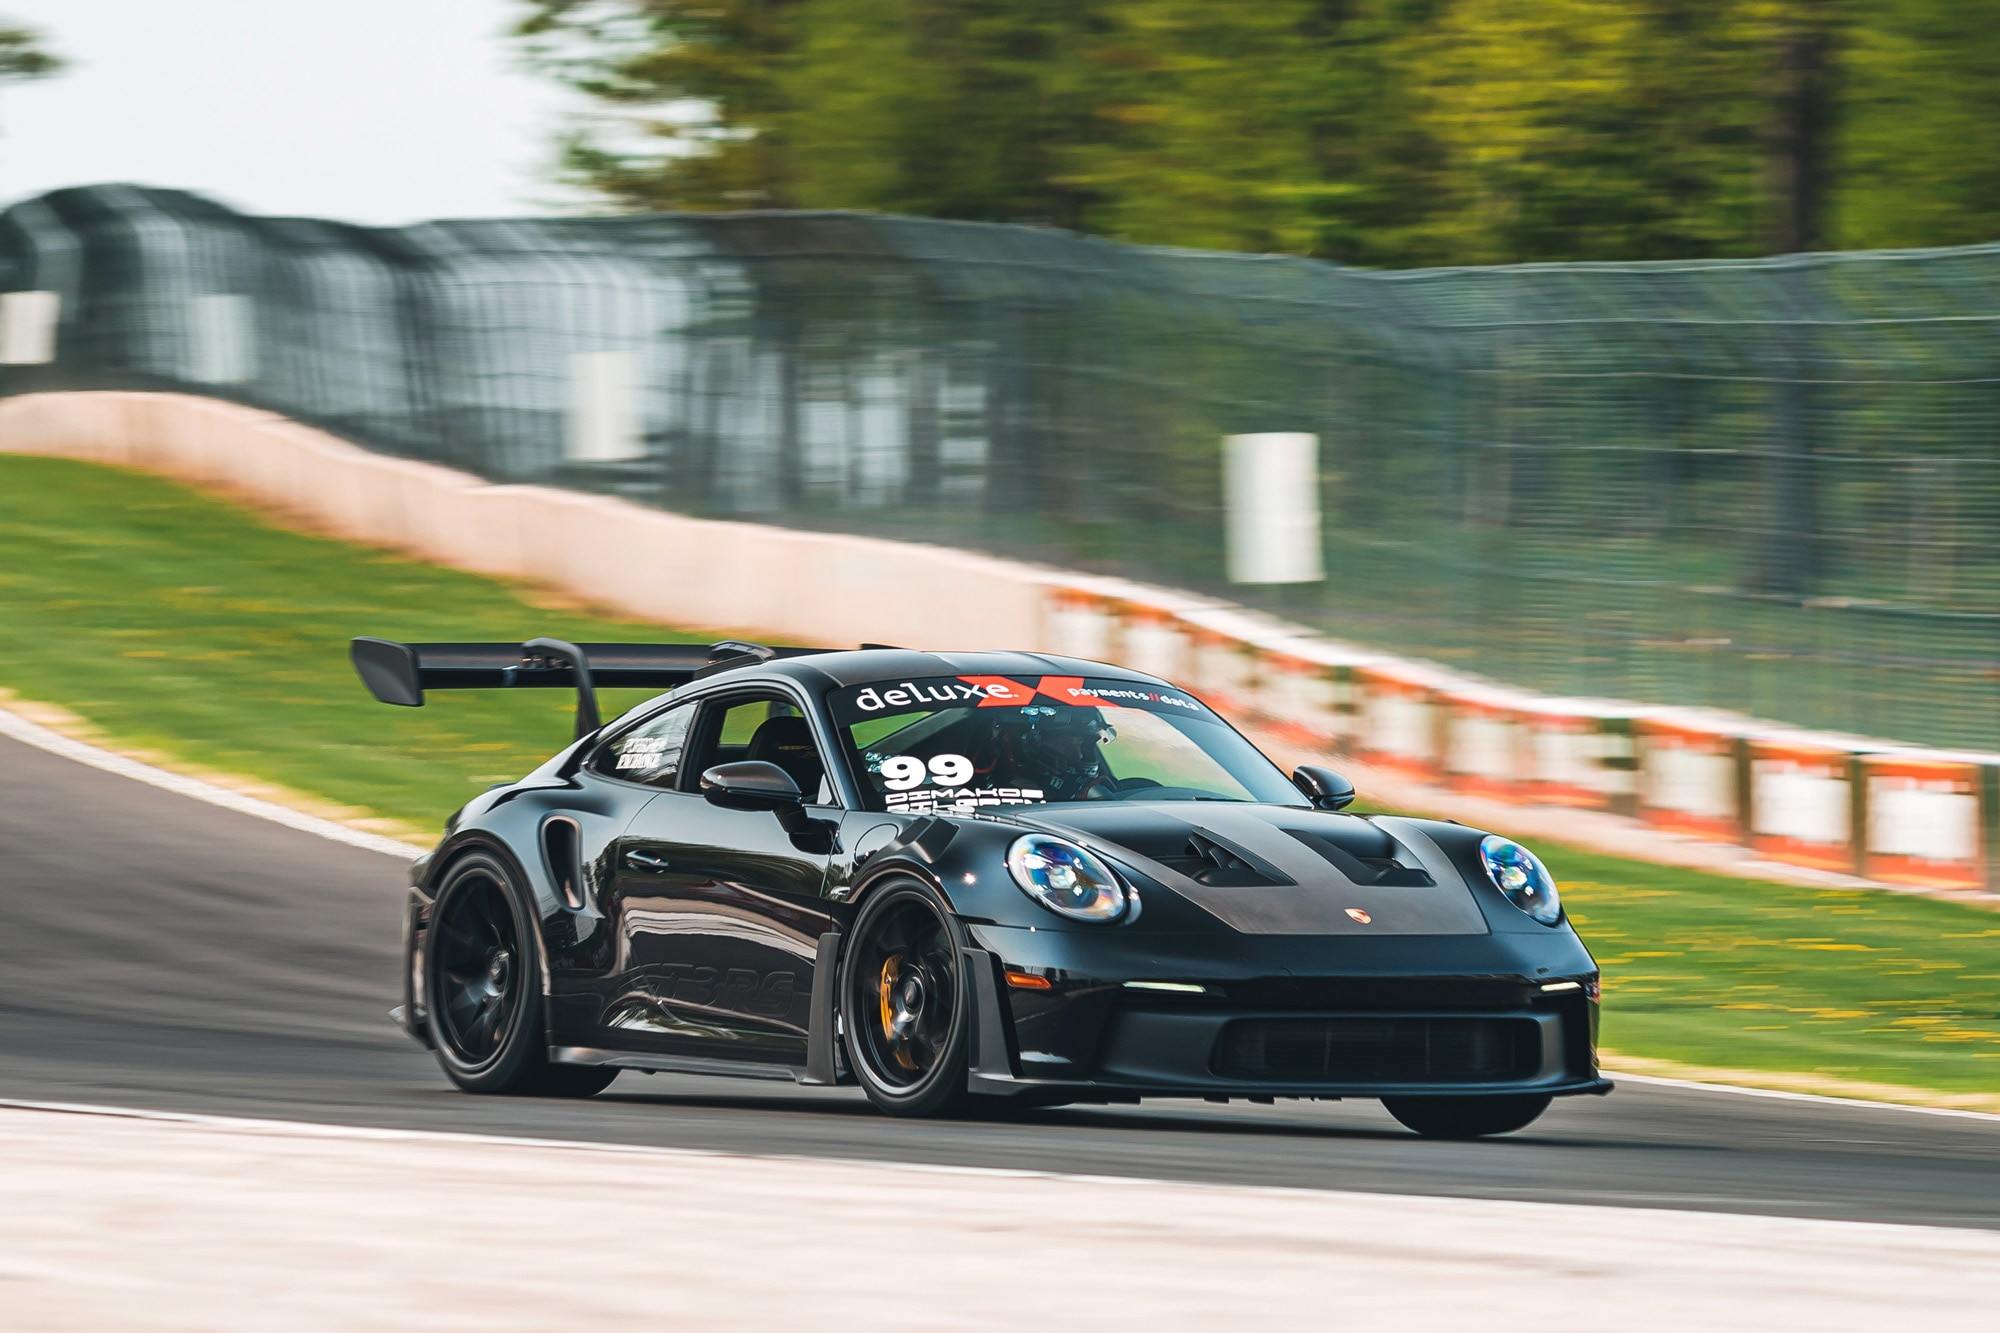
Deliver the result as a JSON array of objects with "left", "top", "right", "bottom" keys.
[
  {"left": 1862, "top": 751, "right": 1993, "bottom": 891},
  {"left": 1114, "top": 604, "right": 1192, "bottom": 684},
  {"left": 1520, "top": 700, "right": 1641, "bottom": 813},
  {"left": 1177, "top": 610, "right": 1263, "bottom": 718},
  {"left": 10, "top": 390, "right": 1999, "bottom": 895},
  {"left": 1747, "top": 733, "right": 1869, "bottom": 875},
  {"left": 1043, "top": 588, "right": 1121, "bottom": 664},
  {"left": 1441, "top": 687, "right": 1529, "bottom": 800},
  {"left": 1353, "top": 664, "right": 1449, "bottom": 783},
  {"left": 1249, "top": 639, "right": 1352, "bottom": 751},
  {"left": 1636, "top": 713, "right": 1744, "bottom": 843}
]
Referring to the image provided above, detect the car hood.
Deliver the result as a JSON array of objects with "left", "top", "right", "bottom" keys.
[{"left": 1005, "top": 802, "right": 1490, "bottom": 936}]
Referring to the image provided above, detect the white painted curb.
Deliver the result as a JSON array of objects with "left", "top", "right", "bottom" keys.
[
  {"left": 0, "top": 705, "right": 419, "bottom": 861},
  {"left": 1, "top": 1093, "right": 1989, "bottom": 1203},
  {"left": 1606, "top": 1071, "right": 2000, "bottom": 1123}
]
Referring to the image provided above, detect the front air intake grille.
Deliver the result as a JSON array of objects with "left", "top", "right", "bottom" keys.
[{"left": 1214, "top": 1016, "right": 1541, "bottom": 1084}]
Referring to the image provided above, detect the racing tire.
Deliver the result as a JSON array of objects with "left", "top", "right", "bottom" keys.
[
  {"left": 424, "top": 851, "right": 617, "bottom": 1099},
  {"left": 1381, "top": 1092, "right": 1551, "bottom": 1139},
  {"left": 840, "top": 878, "right": 975, "bottom": 1119}
]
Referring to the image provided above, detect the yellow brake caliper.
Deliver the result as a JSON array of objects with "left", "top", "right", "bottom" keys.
[{"left": 879, "top": 953, "right": 918, "bottom": 1070}]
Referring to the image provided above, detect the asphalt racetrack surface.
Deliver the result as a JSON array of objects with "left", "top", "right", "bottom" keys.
[{"left": 2, "top": 731, "right": 1995, "bottom": 1231}]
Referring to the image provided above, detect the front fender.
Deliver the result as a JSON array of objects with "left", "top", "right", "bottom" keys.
[{"left": 845, "top": 818, "right": 1059, "bottom": 927}]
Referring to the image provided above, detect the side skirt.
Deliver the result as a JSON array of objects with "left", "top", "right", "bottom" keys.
[{"left": 550, "top": 1046, "right": 800, "bottom": 1084}]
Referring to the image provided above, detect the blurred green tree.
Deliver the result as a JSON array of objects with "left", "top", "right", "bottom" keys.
[
  {"left": 781, "top": 0, "right": 1105, "bottom": 227},
  {"left": 0, "top": 17, "right": 63, "bottom": 86},
  {"left": 519, "top": 0, "right": 2000, "bottom": 260},
  {"left": 1410, "top": 0, "right": 1776, "bottom": 263},
  {"left": 1056, "top": 0, "right": 1448, "bottom": 265},
  {"left": 514, "top": 0, "right": 805, "bottom": 209},
  {"left": 1831, "top": 0, "right": 2000, "bottom": 249}
]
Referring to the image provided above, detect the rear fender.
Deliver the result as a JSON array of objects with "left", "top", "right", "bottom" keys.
[{"left": 411, "top": 833, "right": 558, "bottom": 1042}]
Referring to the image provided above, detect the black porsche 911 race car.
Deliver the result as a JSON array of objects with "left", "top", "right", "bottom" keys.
[{"left": 353, "top": 636, "right": 1608, "bottom": 1137}]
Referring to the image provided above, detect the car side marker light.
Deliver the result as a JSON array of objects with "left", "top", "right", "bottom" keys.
[
  {"left": 1124, "top": 981, "right": 1207, "bottom": 994},
  {"left": 1005, "top": 971, "right": 1053, "bottom": 990},
  {"left": 1540, "top": 980, "right": 1583, "bottom": 993}
]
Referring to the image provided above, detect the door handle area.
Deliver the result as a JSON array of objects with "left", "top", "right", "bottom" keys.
[{"left": 624, "top": 849, "right": 670, "bottom": 873}]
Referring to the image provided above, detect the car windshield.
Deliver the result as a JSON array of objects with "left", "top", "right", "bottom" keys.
[{"left": 827, "top": 674, "right": 1307, "bottom": 814}]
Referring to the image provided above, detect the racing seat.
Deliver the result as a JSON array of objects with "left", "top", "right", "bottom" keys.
[{"left": 744, "top": 715, "right": 826, "bottom": 803}]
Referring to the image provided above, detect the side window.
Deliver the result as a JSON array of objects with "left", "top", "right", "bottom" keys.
[
  {"left": 687, "top": 695, "right": 833, "bottom": 805},
  {"left": 590, "top": 703, "right": 694, "bottom": 788}
]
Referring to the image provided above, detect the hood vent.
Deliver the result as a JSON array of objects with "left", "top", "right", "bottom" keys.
[
  {"left": 1285, "top": 829, "right": 1434, "bottom": 887},
  {"left": 1152, "top": 831, "right": 1291, "bottom": 888}
]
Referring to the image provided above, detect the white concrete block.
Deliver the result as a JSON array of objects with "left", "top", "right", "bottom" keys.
[
  {"left": 189, "top": 295, "right": 256, "bottom": 384},
  {"left": 1646, "top": 745, "right": 1736, "bottom": 820},
  {"left": 1753, "top": 761, "right": 1851, "bottom": 845},
  {"left": 0, "top": 290, "right": 60, "bottom": 364},
  {"left": 1869, "top": 781, "right": 1979, "bottom": 863},
  {"left": 1451, "top": 714, "right": 1519, "bottom": 781},
  {"left": 1366, "top": 692, "right": 1435, "bottom": 762},
  {"left": 569, "top": 351, "right": 645, "bottom": 462},
  {"left": 1046, "top": 602, "right": 1115, "bottom": 662},
  {"left": 1119, "top": 621, "right": 1187, "bottom": 681},
  {"left": 1224, "top": 432, "right": 1322, "bottom": 584}
]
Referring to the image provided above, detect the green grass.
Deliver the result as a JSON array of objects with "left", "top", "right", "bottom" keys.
[
  {"left": 0, "top": 455, "right": 703, "bottom": 831},
  {"left": 3, "top": 453, "right": 1997, "bottom": 1098},
  {"left": 1545, "top": 845, "right": 2000, "bottom": 1096}
]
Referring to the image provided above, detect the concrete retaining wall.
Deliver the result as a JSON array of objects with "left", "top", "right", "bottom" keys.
[{"left": 0, "top": 391, "right": 1063, "bottom": 652}]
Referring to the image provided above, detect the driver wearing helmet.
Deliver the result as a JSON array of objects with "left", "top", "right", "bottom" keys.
[{"left": 975, "top": 704, "right": 1116, "bottom": 799}]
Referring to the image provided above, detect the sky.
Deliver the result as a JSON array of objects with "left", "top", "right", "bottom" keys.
[{"left": 0, "top": 1, "right": 588, "bottom": 225}]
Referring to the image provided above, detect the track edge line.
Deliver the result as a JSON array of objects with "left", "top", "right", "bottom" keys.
[
  {"left": 1607, "top": 1070, "right": 2000, "bottom": 1122},
  {"left": 0, "top": 1095, "right": 1994, "bottom": 1240},
  {"left": 0, "top": 704, "right": 420, "bottom": 860}
]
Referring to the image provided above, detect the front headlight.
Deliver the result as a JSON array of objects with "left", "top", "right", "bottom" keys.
[
  {"left": 1479, "top": 836, "right": 1561, "bottom": 925},
  {"left": 1006, "top": 834, "right": 1132, "bottom": 923}
]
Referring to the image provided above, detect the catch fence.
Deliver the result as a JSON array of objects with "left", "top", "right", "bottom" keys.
[{"left": 5, "top": 184, "right": 2000, "bottom": 750}]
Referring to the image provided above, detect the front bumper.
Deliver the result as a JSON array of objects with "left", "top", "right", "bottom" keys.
[{"left": 961, "top": 924, "right": 1605, "bottom": 1103}]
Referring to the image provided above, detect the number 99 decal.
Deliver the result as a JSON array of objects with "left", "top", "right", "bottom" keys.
[{"left": 880, "top": 753, "right": 973, "bottom": 791}]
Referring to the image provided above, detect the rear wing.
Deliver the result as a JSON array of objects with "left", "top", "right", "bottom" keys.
[{"left": 350, "top": 636, "right": 820, "bottom": 739}]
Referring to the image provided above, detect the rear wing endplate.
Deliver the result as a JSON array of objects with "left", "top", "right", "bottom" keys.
[{"left": 350, "top": 636, "right": 818, "bottom": 739}]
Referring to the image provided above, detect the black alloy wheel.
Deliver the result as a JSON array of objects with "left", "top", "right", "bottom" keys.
[
  {"left": 424, "top": 851, "right": 617, "bottom": 1098},
  {"left": 841, "top": 880, "right": 974, "bottom": 1118},
  {"left": 1381, "top": 1092, "right": 1552, "bottom": 1139}
]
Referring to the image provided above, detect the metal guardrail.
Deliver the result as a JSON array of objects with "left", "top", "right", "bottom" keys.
[{"left": 7, "top": 184, "right": 2000, "bottom": 751}]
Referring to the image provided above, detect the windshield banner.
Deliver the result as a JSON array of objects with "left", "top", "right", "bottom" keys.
[{"left": 831, "top": 675, "right": 1208, "bottom": 724}]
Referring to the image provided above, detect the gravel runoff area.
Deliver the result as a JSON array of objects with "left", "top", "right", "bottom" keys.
[{"left": 3, "top": 1102, "right": 1999, "bottom": 1332}]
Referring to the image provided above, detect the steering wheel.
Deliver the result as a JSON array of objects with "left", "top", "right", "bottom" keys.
[{"left": 1072, "top": 775, "right": 1162, "bottom": 801}]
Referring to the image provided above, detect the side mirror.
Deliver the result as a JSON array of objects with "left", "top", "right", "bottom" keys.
[
  {"left": 1293, "top": 765, "right": 1357, "bottom": 811},
  {"left": 700, "top": 761, "right": 804, "bottom": 813}
]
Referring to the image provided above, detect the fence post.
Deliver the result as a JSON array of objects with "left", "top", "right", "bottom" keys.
[{"left": 1756, "top": 266, "right": 1819, "bottom": 595}]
